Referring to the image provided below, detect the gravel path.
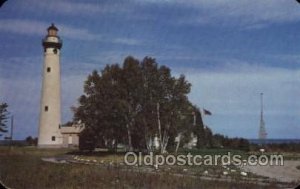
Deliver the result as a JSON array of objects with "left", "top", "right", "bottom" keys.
[
  {"left": 242, "top": 160, "right": 300, "bottom": 183},
  {"left": 42, "top": 155, "right": 297, "bottom": 188}
]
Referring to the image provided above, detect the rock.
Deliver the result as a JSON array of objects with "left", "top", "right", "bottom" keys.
[{"left": 259, "top": 148, "right": 265, "bottom": 153}]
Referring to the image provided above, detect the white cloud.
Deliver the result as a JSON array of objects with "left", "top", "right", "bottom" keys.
[
  {"left": 60, "top": 25, "right": 141, "bottom": 45},
  {"left": 175, "top": 65, "right": 300, "bottom": 116},
  {"left": 0, "top": 19, "right": 141, "bottom": 45},
  {"left": 111, "top": 38, "right": 140, "bottom": 46},
  {"left": 18, "top": 0, "right": 131, "bottom": 16},
  {"left": 0, "top": 19, "right": 100, "bottom": 40},
  {"left": 140, "top": 0, "right": 300, "bottom": 28},
  {"left": 271, "top": 54, "right": 300, "bottom": 64},
  {"left": 0, "top": 19, "right": 46, "bottom": 36},
  {"left": 59, "top": 25, "right": 103, "bottom": 41},
  {"left": 89, "top": 50, "right": 153, "bottom": 65}
]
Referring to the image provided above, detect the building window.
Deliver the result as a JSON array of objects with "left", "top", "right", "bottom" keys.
[
  {"left": 53, "top": 48, "right": 57, "bottom": 54},
  {"left": 51, "top": 136, "right": 55, "bottom": 141},
  {"left": 44, "top": 106, "right": 48, "bottom": 112},
  {"left": 47, "top": 67, "right": 51, "bottom": 72}
]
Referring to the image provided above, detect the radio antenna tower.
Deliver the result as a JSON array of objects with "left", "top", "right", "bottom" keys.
[{"left": 259, "top": 93, "right": 267, "bottom": 141}]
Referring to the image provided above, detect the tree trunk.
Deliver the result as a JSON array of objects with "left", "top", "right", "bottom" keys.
[
  {"left": 143, "top": 118, "right": 153, "bottom": 153},
  {"left": 156, "top": 103, "right": 162, "bottom": 151},
  {"left": 126, "top": 123, "right": 133, "bottom": 151},
  {"left": 175, "top": 133, "right": 181, "bottom": 153},
  {"left": 145, "top": 135, "right": 152, "bottom": 153},
  {"left": 161, "top": 124, "right": 170, "bottom": 154}
]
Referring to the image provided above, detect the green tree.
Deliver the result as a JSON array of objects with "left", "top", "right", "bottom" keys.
[
  {"left": 0, "top": 103, "right": 9, "bottom": 136},
  {"left": 120, "top": 56, "right": 144, "bottom": 150},
  {"left": 74, "top": 65, "right": 127, "bottom": 150},
  {"left": 73, "top": 56, "right": 192, "bottom": 152},
  {"left": 25, "top": 136, "right": 38, "bottom": 146}
]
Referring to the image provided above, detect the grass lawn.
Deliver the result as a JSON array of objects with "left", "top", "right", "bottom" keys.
[{"left": 0, "top": 147, "right": 282, "bottom": 189}]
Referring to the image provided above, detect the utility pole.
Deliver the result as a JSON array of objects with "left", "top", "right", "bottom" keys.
[{"left": 10, "top": 115, "right": 13, "bottom": 146}]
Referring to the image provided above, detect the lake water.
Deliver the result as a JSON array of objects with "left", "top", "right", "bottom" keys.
[{"left": 248, "top": 139, "right": 300, "bottom": 144}]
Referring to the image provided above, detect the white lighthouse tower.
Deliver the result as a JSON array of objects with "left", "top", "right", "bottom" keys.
[{"left": 38, "top": 23, "right": 63, "bottom": 148}]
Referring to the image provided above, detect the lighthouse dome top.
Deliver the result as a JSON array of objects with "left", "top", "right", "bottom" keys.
[
  {"left": 43, "top": 23, "right": 62, "bottom": 50},
  {"left": 48, "top": 23, "right": 58, "bottom": 31},
  {"left": 47, "top": 23, "right": 59, "bottom": 36}
]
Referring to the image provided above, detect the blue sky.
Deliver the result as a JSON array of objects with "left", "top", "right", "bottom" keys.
[{"left": 0, "top": 0, "right": 300, "bottom": 140}]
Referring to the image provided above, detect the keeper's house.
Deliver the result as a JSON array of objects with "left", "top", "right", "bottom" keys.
[{"left": 60, "top": 123, "right": 85, "bottom": 148}]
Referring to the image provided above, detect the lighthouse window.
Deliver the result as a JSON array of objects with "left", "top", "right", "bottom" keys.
[
  {"left": 44, "top": 106, "right": 48, "bottom": 112},
  {"left": 47, "top": 67, "right": 51, "bottom": 72},
  {"left": 51, "top": 136, "right": 56, "bottom": 141},
  {"left": 53, "top": 48, "right": 57, "bottom": 54}
]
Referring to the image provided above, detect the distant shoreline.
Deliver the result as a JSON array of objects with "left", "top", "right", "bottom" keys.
[{"left": 248, "top": 139, "right": 300, "bottom": 144}]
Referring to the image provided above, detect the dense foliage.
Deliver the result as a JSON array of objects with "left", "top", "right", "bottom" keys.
[
  {"left": 73, "top": 56, "right": 206, "bottom": 152},
  {"left": 73, "top": 56, "right": 251, "bottom": 152}
]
